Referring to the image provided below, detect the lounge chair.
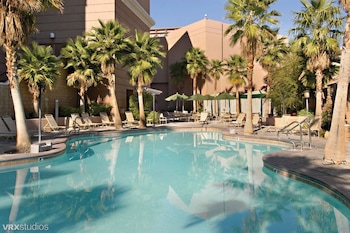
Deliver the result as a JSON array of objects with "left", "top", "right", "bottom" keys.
[
  {"left": 231, "top": 113, "right": 246, "bottom": 127},
  {"left": 159, "top": 113, "right": 167, "bottom": 124},
  {"left": 81, "top": 112, "right": 102, "bottom": 127},
  {"left": 261, "top": 115, "right": 292, "bottom": 132},
  {"left": 71, "top": 113, "right": 90, "bottom": 129},
  {"left": 198, "top": 112, "right": 209, "bottom": 125},
  {"left": 0, "top": 117, "right": 16, "bottom": 138},
  {"left": 65, "top": 117, "right": 81, "bottom": 134},
  {"left": 2, "top": 116, "right": 17, "bottom": 132},
  {"left": 252, "top": 113, "right": 261, "bottom": 128},
  {"left": 44, "top": 114, "right": 66, "bottom": 132},
  {"left": 123, "top": 112, "right": 139, "bottom": 128},
  {"left": 299, "top": 117, "right": 321, "bottom": 137},
  {"left": 100, "top": 112, "right": 114, "bottom": 126}
]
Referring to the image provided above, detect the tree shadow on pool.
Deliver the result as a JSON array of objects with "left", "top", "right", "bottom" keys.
[{"left": 1, "top": 182, "right": 130, "bottom": 232}]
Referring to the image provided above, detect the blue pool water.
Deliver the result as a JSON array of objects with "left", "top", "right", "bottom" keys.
[{"left": 0, "top": 131, "right": 349, "bottom": 233}]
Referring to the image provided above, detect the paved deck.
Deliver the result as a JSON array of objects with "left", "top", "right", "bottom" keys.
[{"left": 1, "top": 121, "right": 350, "bottom": 205}]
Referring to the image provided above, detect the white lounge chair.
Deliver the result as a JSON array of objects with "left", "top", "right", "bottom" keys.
[
  {"left": 0, "top": 117, "right": 16, "bottom": 138},
  {"left": 81, "top": 112, "right": 102, "bottom": 127},
  {"left": 198, "top": 112, "right": 209, "bottom": 125},
  {"left": 44, "top": 114, "right": 66, "bottom": 132},
  {"left": 100, "top": 112, "right": 114, "bottom": 126},
  {"left": 123, "top": 112, "right": 139, "bottom": 128},
  {"left": 2, "top": 116, "right": 16, "bottom": 132},
  {"left": 71, "top": 113, "right": 89, "bottom": 129},
  {"left": 231, "top": 113, "right": 246, "bottom": 127},
  {"left": 159, "top": 113, "right": 167, "bottom": 124},
  {"left": 252, "top": 113, "right": 261, "bottom": 128}
]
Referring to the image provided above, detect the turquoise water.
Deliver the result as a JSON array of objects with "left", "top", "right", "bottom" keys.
[{"left": 0, "top": 131, "right": 349, "bottom": 233}]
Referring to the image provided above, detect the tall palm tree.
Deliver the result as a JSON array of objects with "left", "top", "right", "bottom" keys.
[
  {"left": 224, "top": 0, "right": 280, "bottom": 134},
  {"left": 124, "top": 30, "right": 165, "bottom": 128},
  {"left": 18, "top": 41, "right": 62, "bottom": 116},
  {"left": 0, "top": 0, "right": 63, "bottom": 152},
  {"left": 324, "top": 0, "right": 350, "bottom": 163},
  {"left": 258, "top": 36, "right": 289, "bottom": 91},
  {"left": 209, "top": 59, "right": 225, "bottom": 116},
  {"left": 87, "top": 20, "right": 129, "bottom": 129},
  {"left": 169, "top": 60, "right": 187, "bottom": 93},
  {"left": 185, "top": 47, "right": 208, "bottom": 112},
  {"left": 225, "top": 54, "right": 247, "bottom": 114},
  {"left": 290, "top": 0, "right": 343, "bottom": 118},
  {"left": 208, "top": 59, "right": 225, "bottom": 92},
  {"left": 61, "top": 36, "right": 100, "bottom": 113}
]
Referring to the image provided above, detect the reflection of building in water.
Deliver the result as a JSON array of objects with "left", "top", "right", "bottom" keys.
[{"left": 167, "top": 184, "right": 249, "bottom": 220}]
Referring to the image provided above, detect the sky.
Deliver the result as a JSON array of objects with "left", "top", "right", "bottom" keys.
[{"left": 150, "top": 0, "right": 305, "bottom": 37}]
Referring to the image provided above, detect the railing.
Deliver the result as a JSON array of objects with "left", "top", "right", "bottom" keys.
[{"left": 277, "top": 117, "right": 311, "bottom": 150}]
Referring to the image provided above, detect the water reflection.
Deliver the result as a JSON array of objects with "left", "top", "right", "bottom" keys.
[{"left": 0, "top": 131, "right": 349, "bottom": 233}]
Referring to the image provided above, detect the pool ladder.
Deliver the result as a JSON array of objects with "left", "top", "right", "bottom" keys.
[{"left": 277, "top": 118, "right": 312, "bottom": 150}]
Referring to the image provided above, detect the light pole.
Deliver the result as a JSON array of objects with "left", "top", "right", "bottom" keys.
[
  {"left": 304, "top": 90, "right": 311, "bottom": 148},
  {"left": 38, "top": 81, "right": 45, "bottom": 143}
]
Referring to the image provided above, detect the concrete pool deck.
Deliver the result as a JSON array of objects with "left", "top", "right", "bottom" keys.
[{"left": 1, "top": 121, "right": 350, "bottom": 205}]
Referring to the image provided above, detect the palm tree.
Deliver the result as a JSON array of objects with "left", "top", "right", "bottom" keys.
[
  {"left": 225, "top": 54, "right": 247, "bottom": 114},
  {"left": 0, "top": 0, "right": 63, "bottom": 152},
  {"left": 258, "top": 36, "right": 289, "bottom": 91},
  {"left": 124, "top": 30, "right": 165, "bottom": 128},
  {"left": 18, "top": 41, "right": 62, "bottom": 117},
  {"left": 324, "top": 0, "right": 350, "bottom": 163},
  {"left": 224, "top": 0, "right": 280, "bottom": 134},
  {"left": 61, "top": 36, "right": 100, "bottom": 113},
  {"left": 185, "top": 47, "right": 208, "bottom": 112},
  {"left": 169, "top": 60, "right": 187, "bottom": 93},
  {"left": 208, "top": 59, "right": 225, "bottom": 92},
  {"left": 290, "top": 0, "right": 343, "bottom": 118},
  {"left": 87, "top": 19, "right": 129, "bottom": 129}
]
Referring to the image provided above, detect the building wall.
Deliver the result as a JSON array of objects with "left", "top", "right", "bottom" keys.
[
  {"left": 152, "top": 18, "right": 268, "bottom": 112},
  {"left": 20, "top": 0, "right": 154, "bottom": 116}
]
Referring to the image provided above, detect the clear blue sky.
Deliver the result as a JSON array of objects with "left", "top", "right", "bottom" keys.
[{"left": 150, "top": 0, "right": 304, "bottom": 37}]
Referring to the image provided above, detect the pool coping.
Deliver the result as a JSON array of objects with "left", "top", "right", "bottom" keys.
[{"left": 1, "top": 123, "right": 350, "bottom": 209}]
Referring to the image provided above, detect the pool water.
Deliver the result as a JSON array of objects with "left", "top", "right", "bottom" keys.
[{"left": 0, "top": 131, "right": 349, "bottom": 233}]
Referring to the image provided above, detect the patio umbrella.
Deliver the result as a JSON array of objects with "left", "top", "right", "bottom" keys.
[
  {"left": 215, "top": 92, "right": 235, "bottom": 100},
  {"left": 165, "top": 92, "right": 188, "bottom": 111},
  {"left": 165, "top": 92, "right": 188, "bottom": 101},
  {"left": 188, "top": 93, "right": 207, "bottom": 101}
]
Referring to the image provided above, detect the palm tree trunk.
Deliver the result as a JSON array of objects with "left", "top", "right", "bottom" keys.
[
  {"left": 235, "top": 90, "right": 240, "bottom": 114},
  {"left": 324, "top": 48, "right": 349, "bottom": 163},
  {"left": 137, "top": 84, "right": 146, "bottom": 128},
  {"left": 79, "top": 87, "right": 86, "bottom": 113},
  {"left": 244, "top": 61, "right": 254, "bottom": 135},
  {"left": 193, "top": 75, "right": 197, "bottom": 112},
  {"left": 6, "top": 47, "right": 31, "bottom": 152},
  {"left": 108, "top": 74, "right": 122, "bottom": 129},
  {"left": 315, "top": 69, "right": 324, "bottom": 118},
  {"left": 33, "top": 99, "right": 39, "bottom": 117}
]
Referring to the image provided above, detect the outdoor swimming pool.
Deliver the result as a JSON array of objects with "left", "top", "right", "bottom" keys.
[{"left": 0, "top": 131, "right": 349, "bottom": 233}]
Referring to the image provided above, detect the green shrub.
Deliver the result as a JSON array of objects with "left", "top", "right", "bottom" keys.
[
  {"left": 147, "top": 111, "right": 159, "bottom": 124},
  {"left": 297, "top": 109, "right": 314, "bottom": 120},
  {"left": 128, "top": 92, "right": 153, "bottom": 119},
  {"left": 59, "top": 106, "right": 81, "bottom": 117},
  {"left": 88, "top": 102, "right": 112, "bottom": 116}
]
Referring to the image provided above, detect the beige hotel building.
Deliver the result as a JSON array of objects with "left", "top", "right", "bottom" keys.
[{"left": 0, "top": 0, "right": 267, "bottom": 118}]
